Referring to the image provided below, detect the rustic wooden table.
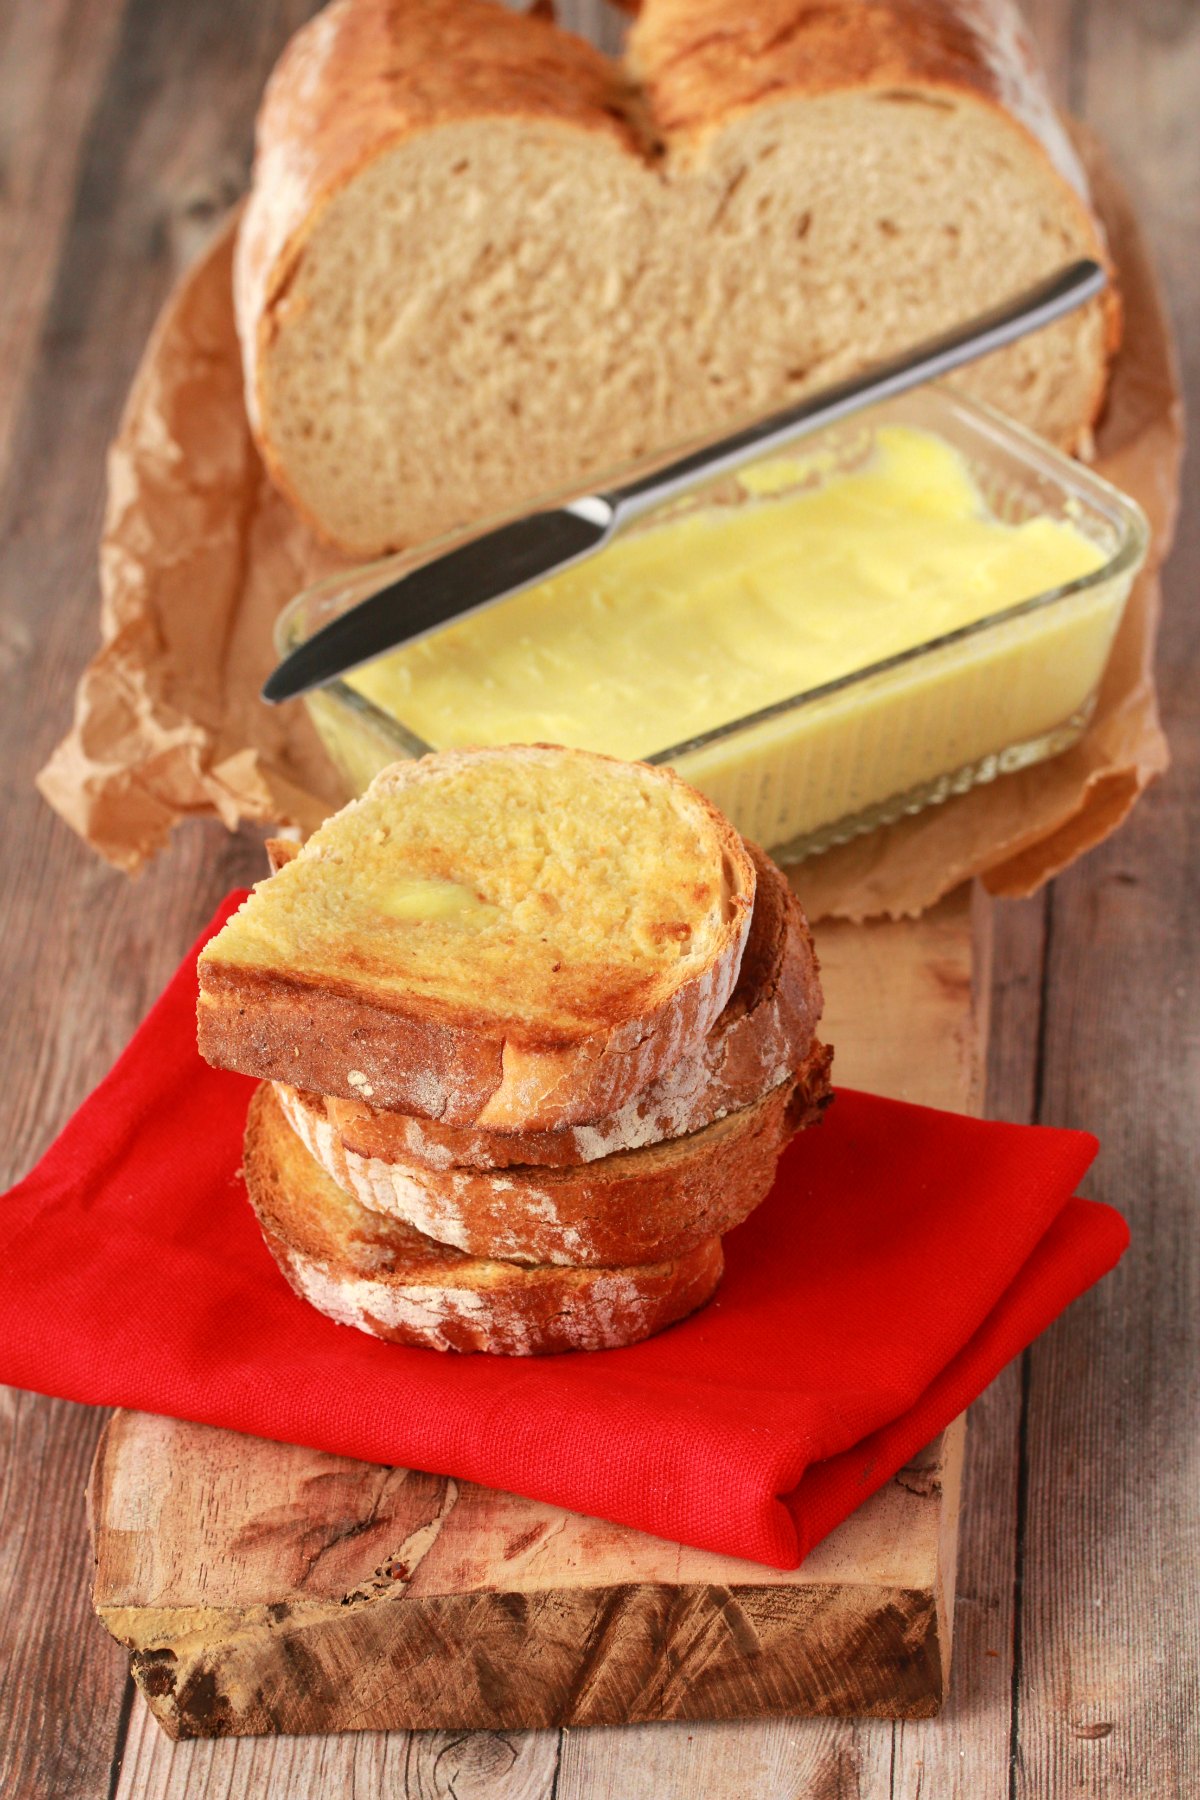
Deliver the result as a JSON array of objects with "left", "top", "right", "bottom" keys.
[{"left": 1, "top": 1, "right": 1195, "bottom": 1795}]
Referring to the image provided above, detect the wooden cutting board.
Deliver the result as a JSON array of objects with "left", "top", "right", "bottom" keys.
[{"left": 88, "top": 886, "right": 990, "bottom": 1739}]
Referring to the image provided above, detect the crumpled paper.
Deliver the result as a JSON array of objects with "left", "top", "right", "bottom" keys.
[{"left": 37, "top": 128, "right": 1182, "bottom": 918}]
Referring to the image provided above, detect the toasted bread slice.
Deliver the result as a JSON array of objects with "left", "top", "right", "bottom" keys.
[
  {"left": 276, "top": 1041, "right": 828, "bottom": 1267},
  {"left": 321, "top": 844, "right": 826, "bottom": 1170},
  {"left": 200, "top": 747, "right": 755, "bottom": 1131},
  {"left": 245, "top": 1084, "right": 723, "bottom": 1354}
]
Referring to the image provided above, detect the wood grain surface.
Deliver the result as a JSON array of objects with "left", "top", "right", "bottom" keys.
[
  {"left": 0, "top": 0, "right": 1195, "bottom": 1795},
  {"left": 91, "top": 1416, "right": 965, "bottom": 1737},
  {"left": 87, "top": 893, "right": 982, "bottom": 1741}
]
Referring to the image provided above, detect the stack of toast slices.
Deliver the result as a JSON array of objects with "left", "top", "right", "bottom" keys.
[{"left": 198, "top": 745, "right": 833, "bottom": 1355}]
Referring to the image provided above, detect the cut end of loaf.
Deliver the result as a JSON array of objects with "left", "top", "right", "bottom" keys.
[{"left": 242, "top": 79, "right": 1115, "bottom": 557}]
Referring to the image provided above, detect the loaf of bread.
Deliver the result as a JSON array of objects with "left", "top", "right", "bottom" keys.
[
  {"left": 315, "top": 843, "right": 825, "bottom": 1170},
  {"left": 236, "top": 0, "right": 1118, "bottom": 556},
  {"left": 199, "top": 746, "right": 756, "bottom": 1132},
  {"left": 245, "top": 1082, "right": 724, "bottom": 1354}
]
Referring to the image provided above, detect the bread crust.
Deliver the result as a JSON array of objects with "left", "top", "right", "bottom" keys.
[
  {"left": 627, "top": 0, "right": 1120, "bottom": 391},
  {"left": 245, "top": 1083, "right": 723, "bottom": 1354},
  {"left": 237, "top": 0, "right": 1118, "bottom": 554},
  {"left": 276, "top": 1044, "right": 828, "bottom": 1267},
  {"left": 199, "top": 747, "right": 756, "bottom": 1132},
  {"left": 319, "top": 844, "right": 825, "bottom": 1169},
  {"left": 631, "top": 0, "right": 1096, "bottom": 192}
]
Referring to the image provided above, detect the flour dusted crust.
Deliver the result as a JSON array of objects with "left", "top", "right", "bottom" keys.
[
  {"left": 200, "top": 747, "right": 756, "bottom": 1132},
  {"left": 276, "top": 1049, "right": 827, "bottom": 1266},
  {"left": 245, "top": 1083, "right": 723, "bottom": 1354},
  {"left": 260, "top": 833, "right": 832, "bottom": 1264},
  {"left": 236, "top": 0, "right": 1118, "bottom": 557},
  {"left": 318, "top": 843, "right": 824, "bottom": 1169}
]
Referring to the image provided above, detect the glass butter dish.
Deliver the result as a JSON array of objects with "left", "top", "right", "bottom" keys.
[{"left": 275, "top": 388, "right": 1148, "bottom": 864}]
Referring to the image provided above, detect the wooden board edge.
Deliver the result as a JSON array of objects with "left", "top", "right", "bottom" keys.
[
  {"left": 94, "top": 1574, "right": 952, "bottom": 1739},
  {"left": 969, "top": 883, "right": 995, "bottom": 1116},
  {"left": 934, "top": 1411, "right": 967, "bottom": 1689},
  {"left": 87, "top": 1416, "right": 967, "bottom": 1739}
]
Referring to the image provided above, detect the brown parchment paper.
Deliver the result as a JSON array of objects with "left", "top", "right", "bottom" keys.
[{"left": 37, "top": 127, "right": 1183, "bottom": 918}]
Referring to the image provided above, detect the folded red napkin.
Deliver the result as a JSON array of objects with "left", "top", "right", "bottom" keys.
[{"left": 0, "top": 894, "right": 1127, "bottom": 1569}]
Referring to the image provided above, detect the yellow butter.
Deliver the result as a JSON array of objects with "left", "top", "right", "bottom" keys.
[
  {"left": 349, "top": 427, "right": 1104, "bottom": 761},
  {"left": 369, "top": 873, "right": 493, "bottom": 923},
  {"left": 334, "top": 425, "right": 1124, "bottom": 855}
]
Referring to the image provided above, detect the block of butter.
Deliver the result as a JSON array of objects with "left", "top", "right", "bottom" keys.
[{"left": 285, "top": 389, "right": 1147, "bottom": 861}]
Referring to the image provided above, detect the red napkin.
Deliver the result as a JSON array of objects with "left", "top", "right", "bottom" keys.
[{"left": 0, "top": 894, "right": 1127, "bottom": 1570}]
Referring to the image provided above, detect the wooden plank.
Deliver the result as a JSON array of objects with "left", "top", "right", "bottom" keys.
[
  {"left": 875, "top": 896, "right": 1049, "bottom": 1800},
  {"left": 0, "top": 14, "right": 138, "bottom": 1800},
  {"left": 1016, "top": 802, "right": 1200, "bottom": 1795},
  {"left": 557, "top": 1715, "right": 881, "bottom": 1800},
  {"left": 0, "top": 1391, "right": 131, "bottom": 1800},
  {"left": 888, "top": 0, "right": 1196, "bottom": 1790},
  {"left": 88, "top": 889, "right": 981, "bottom": 1757},
  {"left": 95, "top": 1415, "right": 965, "bottom": 1738},
  {"left": 0, "top": 0, "right": 126, "bottom": 494},
  {"left": 801, "top": 881, "right": 993, "bottom": 1116},
  {"left": 1008, "top": 1, "right": 1200, "bottom": 1789},
  {"left": 0, "top": 3, "right": 325, "bottom": 1797},
  {"left": 114, "top": 1706, "right": 563, "bottom": 1800}
]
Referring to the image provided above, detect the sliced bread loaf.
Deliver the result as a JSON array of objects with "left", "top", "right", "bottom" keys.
[
  {"left": 236, "top": 0, "right": 1117, "bottom": 556},
  {"left": 319, "top": 842, "right": 826, "bottom": 1170},
  {"left": 275, "top": 1053, "right": 825, "bottom": 1267},
  {"left": 245, "top": 1083, "right": 723, "bottom": 1354},
  {"left": 199, "top": 746, "right": 755, "bottom": 1131}
]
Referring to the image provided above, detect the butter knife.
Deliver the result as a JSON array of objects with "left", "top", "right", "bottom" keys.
[{"left": 263, "top": 258, "right": 1105, "bottom": 703}]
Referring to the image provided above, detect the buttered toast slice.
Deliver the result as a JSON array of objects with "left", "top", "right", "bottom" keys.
[
  {"left": 199, "top": 747, "right": 755, "bottom": 1132},
  {"left": 245, "top": 1084, "right": 723, "bottom": 1354},
  {"left": 276, "top": 1053, "right": 826, "bottom": 1269},
  {"left": 321, "top": 842, "right": 827, "bottom": 1170}
]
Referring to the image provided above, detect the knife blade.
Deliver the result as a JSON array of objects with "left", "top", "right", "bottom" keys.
[
  {"left": 262, "top": 497, "right": 616, "bottom": 705},
  {"left": 263, "top": 257, "right": 1106, "bottom": 703}
]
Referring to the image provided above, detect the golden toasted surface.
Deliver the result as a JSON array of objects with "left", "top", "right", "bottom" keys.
[
  {"left": 316, "top": 841, "right": 824, "bottom": 1167},
  {"left": 201, "top": 745, "right": 754, "bottom": 1040}
]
